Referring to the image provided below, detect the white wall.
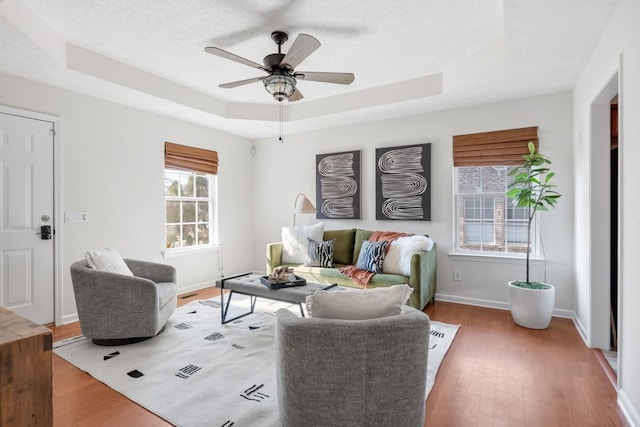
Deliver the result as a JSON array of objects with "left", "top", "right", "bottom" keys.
[
  {"left": 0, "top": 72, "right": 254, "bottom": 323},
  {"left": 573, "top": 0, "right": 640, "bottom": 424},
  {"left": 252, "top": 91, "right": 574, "bottom": 314}
]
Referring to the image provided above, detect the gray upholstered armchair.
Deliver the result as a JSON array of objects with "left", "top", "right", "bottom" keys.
[
  {"left": 275, "top": 308, "right": 430, "bottom": 427},
  {"left": 70, "top": 259, "right": 177, "bottom": 345}
]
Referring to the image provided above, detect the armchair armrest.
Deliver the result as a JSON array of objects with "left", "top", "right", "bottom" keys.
[
  {"left": 125, "top": 259, "right": 176, "bottom": 283},
  {"left": 266, "top": 242, "right": 283, "bottom": 273},
  {"left": 408, "top": 243, "right": 437, "bottom": 310}
]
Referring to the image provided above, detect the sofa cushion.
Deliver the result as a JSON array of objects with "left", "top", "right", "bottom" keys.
[
  {"left": 289, "top": 265, "right": 409, "bottom": 286},
  {"left": 281, "top": 222, "right": 324, "bottom": 264},
  {"left": 322, "top": 228, "right": 356, "bottom": 265},
  {"left": 305, "top": 284, "right": 412, "bottom": 320},
  {"left": 356, "top": 240, "right": 388, "bottom": 273},
  {"left": 85, "top": 248, "right": 133, "bottom": 276},
  {"left": 304, "top": 238, "right": 335, "bottom": 268},
  {"left": 352, "top": 228, "right": 374, "bottom": 262}
]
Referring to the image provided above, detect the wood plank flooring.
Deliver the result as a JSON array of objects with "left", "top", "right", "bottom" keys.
[
  {"left": 423, "top": 302, "right": 627, "bottom": 427},
  {"left": 49, "top": 288, "right": 627, "bottom": 426}
]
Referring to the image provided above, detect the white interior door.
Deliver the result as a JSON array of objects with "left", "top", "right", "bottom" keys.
[{"left": 0, "top": 112, "right": 54, "bottom": 324}]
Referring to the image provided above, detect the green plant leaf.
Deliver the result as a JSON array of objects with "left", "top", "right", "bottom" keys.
[{"left": 506, "top": 141, "right": 561, "bottom": 283}]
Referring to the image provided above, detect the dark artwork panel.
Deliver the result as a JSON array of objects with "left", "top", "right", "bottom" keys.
[
  {"left": 315, "top": 150, "right": 361, "bottom": 219},
  {"left": 376, "top": 143, "right": 431, "bottom": 221}
]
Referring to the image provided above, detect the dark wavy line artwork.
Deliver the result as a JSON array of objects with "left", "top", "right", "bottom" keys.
[
  {"left": 316, "top": 150, "right": 361, "bottom": 219},
  {"left": 376, "top": 143, "right": 431, "bottom": 221}
]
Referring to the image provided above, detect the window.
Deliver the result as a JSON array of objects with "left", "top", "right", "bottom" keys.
[
  {"left": 452, "top": 127, "right": 539, "bottom": 256},
  {"left": 164, "top": 170, "right": 216, "bottom": 249},
  {"left": 455, "top": 166, "right": 533, "bottom": 254},
  {"left": 164, "top": 142, "right": 219, "bottom": 250}
]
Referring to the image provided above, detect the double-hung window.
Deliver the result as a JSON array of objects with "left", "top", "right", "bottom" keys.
[
  {"left": 164, "top": 170, "right": 213, "bottom": 248},
  {"left": 453, "top": 127, "right": 538, "bottom": 256},
  {"left": 164, "top": 142, "right": 219, "bottom": 250}
]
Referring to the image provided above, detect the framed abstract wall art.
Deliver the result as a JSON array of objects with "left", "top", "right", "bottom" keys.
[
  {"left": 376, "top": 143, "right": 431, "bottom": 221},
  {"left": 315, "top": 150, "right": 361, "bottom": 219}
]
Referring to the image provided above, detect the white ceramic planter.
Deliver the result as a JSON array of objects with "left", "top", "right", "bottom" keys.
[{"left": 508, "top": 281, "right": 555, "bottom": 329}]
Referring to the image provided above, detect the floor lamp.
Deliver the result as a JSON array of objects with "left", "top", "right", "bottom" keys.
[{"left": 293, "top": 193, "right": 316, "bottom": 225}]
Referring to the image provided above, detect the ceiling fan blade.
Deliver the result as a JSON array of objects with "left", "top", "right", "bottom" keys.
[
  {"left": 287, "top": 87, "right": 304, "bottom": 102},
  {"left": 218, "top": 76, "right": 266, "bottom": 89},
  {"left": 280, "top": 34, "right": 320, "bottom": 69},
  {"left": 295, "top": 71, "right": 355, "bottom": 85},
  {"left": 204, "top": 47, "right": 267, "bottom": 71}
]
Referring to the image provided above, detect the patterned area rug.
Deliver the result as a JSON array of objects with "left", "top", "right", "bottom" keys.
[{"left": 54, "top": 296, "right": 459, "bottom": 427}]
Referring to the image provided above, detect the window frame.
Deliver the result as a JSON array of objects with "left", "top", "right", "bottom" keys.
[
  {"left": 453, "top": 165, "right": 540, "bottom": 259},
  {"left": 164, "top": 168, "right": 219, "bottom": 253}
]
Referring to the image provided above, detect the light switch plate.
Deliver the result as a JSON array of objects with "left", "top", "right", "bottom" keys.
[{"left": 65, "top": 211, "right": 89, "bottom": 223}]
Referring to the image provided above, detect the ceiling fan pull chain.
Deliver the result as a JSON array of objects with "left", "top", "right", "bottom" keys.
[{"left": 279, "top": 102, "right": 284, "bottom": 143}]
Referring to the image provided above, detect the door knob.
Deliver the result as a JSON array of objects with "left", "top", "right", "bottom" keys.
[{"left": 36, "top": 225, "right": 52, "bottom": 240}]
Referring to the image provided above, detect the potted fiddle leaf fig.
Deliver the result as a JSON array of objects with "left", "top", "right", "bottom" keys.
[{"left": 506, "top": 141, "right": 561, "bottom": 329}]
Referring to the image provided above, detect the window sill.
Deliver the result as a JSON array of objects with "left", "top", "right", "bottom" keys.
[
  {"left": 161, "top": 244, "right": 220, "bottom": 259},
  {"left": 448, "top": 252, "right": 545, "bottom": 265}
]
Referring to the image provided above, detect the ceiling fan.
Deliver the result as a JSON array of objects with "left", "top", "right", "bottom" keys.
[{"left": 204, "top": 31, "right": 355, "bottom": 102}]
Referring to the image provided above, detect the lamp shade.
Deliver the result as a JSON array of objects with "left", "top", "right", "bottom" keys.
[
  {"left": 294, "top": 193, "right": 316, "bottom": 214},
  {"left": 264, "top": 74, "right": 296, "bottom": 101},
  {"left": 293, "top": 193, "right": 316, "bottom": 225}
]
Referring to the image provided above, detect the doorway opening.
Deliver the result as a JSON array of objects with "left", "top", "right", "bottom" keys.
[
  {"left": 588, "top": 70, "right": 619, "bottom": 386},
  {"left": 603, "top": 98, "right": 619, "bottom": 381}
]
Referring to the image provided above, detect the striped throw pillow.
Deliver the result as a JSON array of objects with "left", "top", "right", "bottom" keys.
[
  {"left": 356, "top": 240, "right": 388, "bottom": 273},
  {"left": 304, "top": 238, "right": 335, "bottom": 268}
]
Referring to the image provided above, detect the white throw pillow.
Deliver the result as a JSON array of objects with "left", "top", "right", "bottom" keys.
[
  {"left": 383, "top": 235, "right": 435, "bottom": 275},
  {"left": 85, "top": 248, "right": 133, "bottom": 276},
  {"left": 306, "top": 284, "right": 412, "bottom": 320},
  {"left": 281, "top": 222, "right": 324, "bottom": 264}
]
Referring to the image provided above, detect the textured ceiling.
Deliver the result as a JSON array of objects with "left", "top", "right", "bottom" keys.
[{"left": 0, "top": 0, "right": 619, "bottom": 139}]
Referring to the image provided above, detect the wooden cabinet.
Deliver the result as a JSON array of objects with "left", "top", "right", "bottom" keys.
[{"left": 0, "top": 307, "right": 53, "bottom": 426}]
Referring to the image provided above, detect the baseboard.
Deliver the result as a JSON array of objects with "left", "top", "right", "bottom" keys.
[
  {"left": 552, "top": 307, "right": 574, "bottom": 319},
  {"left": 62, "top": 313, "right": 79, "bottom": 325},
  {"left": 435, "top": 293, "right": 510, "bottom": 311},
  {"left": 572, "top": 314, "right": 589, "bottom": 346},
  {"left": 177, "top": 280, "right": 218, "bottom": 295},
  {"left": 434, "top": 293, "right": 574, "bottom": 319},
  {"left": 619, "top": 389, "right": 640, "bottom": 427}
]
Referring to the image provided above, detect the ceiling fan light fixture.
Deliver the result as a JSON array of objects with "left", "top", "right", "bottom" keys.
[{"left": 264, "top": 74, "right": 296, "bottom": 101}]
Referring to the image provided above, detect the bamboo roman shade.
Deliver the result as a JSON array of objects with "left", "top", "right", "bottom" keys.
[
  {"left": 164, "top": 142, "right": 219, "bottom": 175},
  {"left": 452, "top": 126, "right": 539, "bottom": 167}
]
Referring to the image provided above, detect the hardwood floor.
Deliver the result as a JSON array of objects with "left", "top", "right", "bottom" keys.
[
  {"left": 50, "top": 289, "right": 627, "bottom": 427},
  {"left": 422, "top": 302, "right": 627, "bottom": 427}
]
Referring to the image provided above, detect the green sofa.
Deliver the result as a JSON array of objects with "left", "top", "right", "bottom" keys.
[{"left": 266, "top": 228, "right": 437, "bottom": 310}]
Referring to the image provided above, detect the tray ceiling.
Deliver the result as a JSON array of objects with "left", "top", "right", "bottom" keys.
[{"left": 0, "top": 0, "right": 619, "bottom": 138}]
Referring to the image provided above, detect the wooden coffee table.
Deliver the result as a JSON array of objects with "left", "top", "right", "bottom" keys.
[{"left": 215, "top": 272, "right": 337, "bottom": 324}]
